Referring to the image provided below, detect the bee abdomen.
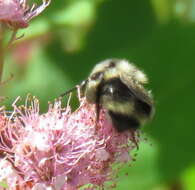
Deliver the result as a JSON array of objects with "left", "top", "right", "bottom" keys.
[{"left": 108, "top": 111, "right": 140, "bottom": 132}]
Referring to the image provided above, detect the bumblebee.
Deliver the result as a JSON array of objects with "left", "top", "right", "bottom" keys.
[{"left": 61, "top": 59, "right": 154, "bottom": 134}]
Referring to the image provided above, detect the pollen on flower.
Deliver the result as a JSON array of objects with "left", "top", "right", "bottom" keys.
[{"left": 0, "top": 95, "right": 140, "bottom": 190}]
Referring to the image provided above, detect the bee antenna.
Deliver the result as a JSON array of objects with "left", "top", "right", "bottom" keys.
[
  {"left": 59, "top": 86, "right": 77, "bottom": 98},
  {"left": 59, "top": 79, "right": 88, "bottom": 99}
]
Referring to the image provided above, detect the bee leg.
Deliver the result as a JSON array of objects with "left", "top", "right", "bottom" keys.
[
  {"left": 95, "top": 81, "right": 102, "bottom": 126},
  {"left": 130, "top": 129, "right": 139, "bottom": 150},
  {"left": 95, "top": 101, "right": 100, "bottom": 125}
]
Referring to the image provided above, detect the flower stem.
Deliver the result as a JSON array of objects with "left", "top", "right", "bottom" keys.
[
  {"left": 7, "top": 29, "right": 18, "bottom": 48},
  {"left": 0, "top": 23, "right": 4, "bottom": 82}
]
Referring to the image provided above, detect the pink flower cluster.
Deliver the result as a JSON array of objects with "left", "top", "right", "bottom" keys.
[
  {"left": 0, "top": 0, "right": 50, "bottom": 29},
  {"left": 0, "top": 96, "right": 139, "bottom": 190}
]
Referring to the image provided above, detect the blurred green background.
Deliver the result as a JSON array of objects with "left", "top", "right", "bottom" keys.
[{"left": 1, "top": 0, "right": 195, "bottom": 189}]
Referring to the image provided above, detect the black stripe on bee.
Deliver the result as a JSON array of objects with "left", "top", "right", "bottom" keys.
[
  {"left": 108, "top": 111, "right": 140, "bottom": 132},
  {"left": 135, "top": 99, "right": 152, "bottom": 116}
]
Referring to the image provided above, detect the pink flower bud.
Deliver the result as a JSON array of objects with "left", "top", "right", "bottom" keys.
[{"left": 0, "top": 0, "right": 50, "bottom": 29}]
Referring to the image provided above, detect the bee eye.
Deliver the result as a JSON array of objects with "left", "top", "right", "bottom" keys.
[{"left": 90, "top": 72, "right": 102, "bottom": 80}]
